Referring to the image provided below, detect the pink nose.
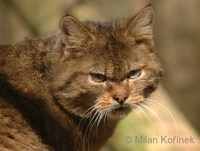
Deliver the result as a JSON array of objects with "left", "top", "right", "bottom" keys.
[{"left": 113, "top": 93, "right": 128, "bottom": 105}]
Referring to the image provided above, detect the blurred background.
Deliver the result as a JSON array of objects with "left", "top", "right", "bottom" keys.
[{"left": 0, "top": 0, "right": 200, "bottom": 150}]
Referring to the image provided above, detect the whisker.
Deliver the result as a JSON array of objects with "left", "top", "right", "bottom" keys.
[
  {"left": 91, "top": 110, "right": 101, "bottom": 128},
  {"left": 86, "top": 109, "right": 100, "bottom": 137},
  {"left": 78, "top": 107, "right": 96, "bottom": 139},
  {"left": 82, "top": 107, "right": 99, "bottom": 150},
  {"left": 146, "top": 98, "right": 177, "bottom": 132},
  {"left": 135, "top": 106, "right": 145, "bottom": 128},
  {"left": 87, "top": 110, "right": 101, "bottom": 150},
  {"left": 96, "top": 110, "right": 105, "bottom": 130},
  {"left": 79, "top": 105, "right": 96, "bottom": 126},
  {"left": 93, "top": 110, "right": 103, "bottom": 138},
  {"left": 75, "top": 105, "right": 96, "bottom": 151},
  {"left": 102, "top": 109, "right": 109, "bottom": 130},
  {"left": 141, "top": 104, "right": 167, "bottom": 134},
  {"left": 137, "top": 105, "right": 155, "bottom": 131}
]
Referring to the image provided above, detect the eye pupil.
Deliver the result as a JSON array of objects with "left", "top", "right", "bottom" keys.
[
  {"left": 91, "top": 73, "right": 107, "bottom": 83},
  {"left": 127, "top": 69, "right": 142, "bottom": 79}
]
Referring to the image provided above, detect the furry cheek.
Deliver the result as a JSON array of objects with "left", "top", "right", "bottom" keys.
[
  {"left": 94, "top": 93, "right": 114, "bottom": 110},
  {"left": 128, "top": 95, "right": 144, "bottom": 105}
]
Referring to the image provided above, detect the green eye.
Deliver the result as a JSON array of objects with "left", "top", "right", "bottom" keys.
[
  {"left": 127, "top": 69, "right": 142, "bottom": 79},
  {"left": 90, "top": 73, "right": 107, "bottom": 83}
]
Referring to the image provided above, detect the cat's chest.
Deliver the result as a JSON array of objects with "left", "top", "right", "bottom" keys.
[{"left": 0, "top": 98, "right": 51, "bottom": 151}]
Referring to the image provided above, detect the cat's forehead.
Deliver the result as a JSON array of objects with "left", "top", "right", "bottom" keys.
[
  {"left": 92, "top": 33, "right": 132, "bottom": 64},
  {"left": 87, "top": 22, "right": 130, "bottom": 53}
]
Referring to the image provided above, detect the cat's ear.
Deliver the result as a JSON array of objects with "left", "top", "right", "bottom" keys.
[
  {"left": 60, "top": 16, "right": 94, "bottom": 50},
  {"left": 125, "top": 5, "right": 154, "bottom": 42}
]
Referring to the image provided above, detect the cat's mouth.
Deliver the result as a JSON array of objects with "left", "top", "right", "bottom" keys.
[{"left": 108, "top": 104, "right": 132, "bottom": 119}]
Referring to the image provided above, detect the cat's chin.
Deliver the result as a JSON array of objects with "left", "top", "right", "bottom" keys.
[{"left": 107, "top": 106, "right": 132, "bottom": 120}]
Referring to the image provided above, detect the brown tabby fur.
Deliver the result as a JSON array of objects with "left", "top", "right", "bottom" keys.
[{"left": 0, "top": 5, "right": 162, "bottom": 151}]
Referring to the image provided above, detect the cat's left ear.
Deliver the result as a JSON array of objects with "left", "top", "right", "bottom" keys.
[
  {"left": 125, "top": 5, "right": 154, "bottom": 45},
  {"left": 60, "top": 15, "right": 95, "bottom": 51}
]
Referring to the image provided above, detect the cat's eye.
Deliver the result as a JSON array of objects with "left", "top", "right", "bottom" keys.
[
  {"left": 90, "top": 73, "right": 107, "bottom": 83},
  {"left": 127, "top": 69, "right": 142, "bottom": 79}
]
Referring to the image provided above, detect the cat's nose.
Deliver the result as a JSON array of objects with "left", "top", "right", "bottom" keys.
[{"left": 113, "top": 93, "right": 128, "bottom": 105}]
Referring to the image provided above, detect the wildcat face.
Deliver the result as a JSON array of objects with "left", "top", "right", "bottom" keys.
[{"left": 51, "top": 6, "right": 162, "bottom": 120}]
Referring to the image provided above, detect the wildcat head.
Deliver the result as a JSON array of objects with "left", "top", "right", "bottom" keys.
[{"left": 51, "top": 6, "right": 162, "bottom": 120}]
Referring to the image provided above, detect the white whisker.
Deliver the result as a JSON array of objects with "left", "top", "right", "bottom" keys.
[
  {"left": 93, "top": 110, "right": 103, "bottom": 138},
  {"left": 102, "top": 109, "right": 109, "bottom": 130},
  {"left": 97, "top": 110, "right": 105, "bottom": 130},
  {"left": 75, "top": 105, "right": 97, "bottom": 151},
  {"left": 146, "top": 98, "right": 177, "bottom": 132},
  {"left": 141, "top": 104, "right": 167, "bottom": 134},
  {"left": 137, "top": 105, "right": 155, "bottom": 130},
  {"left": 87, "top": 109, "right": 100, "bottom": 137},
  {"left": 135, "top": 106, "right": 145, "bottom": 128}
]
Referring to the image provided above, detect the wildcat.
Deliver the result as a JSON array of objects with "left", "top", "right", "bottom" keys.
[{"left": 0, "top": 5, "right": 162, "bottom": 151}]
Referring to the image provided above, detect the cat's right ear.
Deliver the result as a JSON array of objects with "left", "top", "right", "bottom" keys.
[
  {"left": 124, "top": 5, "right": 154, "bottom": 50},
  {"left": 60, "top": 16, "right": 95, "bottom": 51}
]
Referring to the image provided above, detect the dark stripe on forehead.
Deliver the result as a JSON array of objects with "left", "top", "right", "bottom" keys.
[{"left": 105, "top": 59, "right": 128, "bottom": 82}]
